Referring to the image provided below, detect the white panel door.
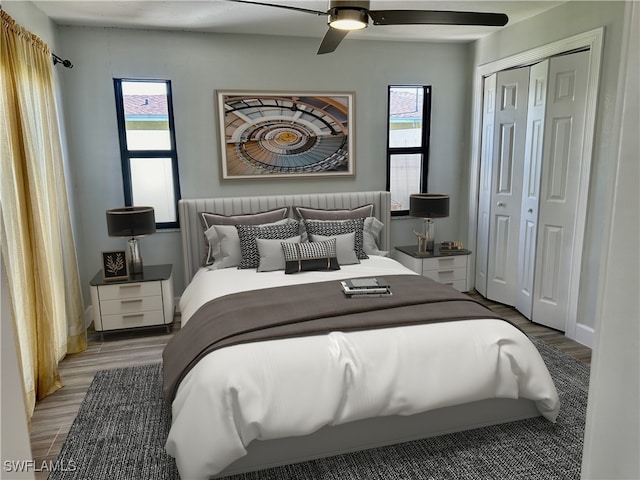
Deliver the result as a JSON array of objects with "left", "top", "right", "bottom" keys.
[
  {"left": 532, "top": 50, "right": 590, "bottom": 331},
  {"left": 475, "top": 74, "right": 496, "bottom": 297},
  {"left": 515, "top": 60, "right": 549, "bottom": 319},
  {"left": 486, "top": 67, "right": 530, "bottom": 305}
]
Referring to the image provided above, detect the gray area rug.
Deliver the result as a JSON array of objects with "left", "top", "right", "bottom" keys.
[{"left": 48, "top": 337, "right": 589, "bottom": 480}]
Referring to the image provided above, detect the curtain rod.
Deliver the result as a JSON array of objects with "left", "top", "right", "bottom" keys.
[{"left": 52, "top": 53, "right": 73, "bottom": 69}]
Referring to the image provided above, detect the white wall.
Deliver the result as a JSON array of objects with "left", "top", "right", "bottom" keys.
[
  {"left": 470, "top": 1, "right": 626, "bottom": 331},
  {"left": 471, "top": 1, "right": 638, "bottom": 477},
  {"left": 1, "top": 258, "right": 35, "bottom": 479},
  {"left": 2, "top": 1, "right": 56, "bottom": 43},
  {"left": 53, "top": 25, "right": 471, "bottom": 296},
  {"left": 582, "top": 2, "right": 640, "bottom": 477}
]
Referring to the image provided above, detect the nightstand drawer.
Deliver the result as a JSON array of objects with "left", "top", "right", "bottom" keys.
[
  {"left": 421, "top": 255, "right": 467, "bottom": 272},
  {"left": 100, "top": 296, "right": 164, "bottom": 315},
  {"left": 439, "top": 279, "right": 467, "bottom": 291},
  {"left": 423, "top": 267, "right": 466, "bottom": 284},
  {"left": 99, "top": 310, "right": 167, "bottom": 331},
  {"left": 395, "top": 247, "right": 471, "bottom": 293},
  {"left": 98, "top": 282, "right": 161, "bottom": 300},
  {"left": 90, "top": 264, "right": 174, "bottom": 337}
]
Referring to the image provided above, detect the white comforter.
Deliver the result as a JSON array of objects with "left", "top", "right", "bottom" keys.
[{"left": 166, "top": 256, "right": 560, "bottom": 479}]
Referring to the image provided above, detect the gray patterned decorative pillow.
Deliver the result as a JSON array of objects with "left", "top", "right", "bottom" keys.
[
  {"left": 281, "top": 239, "right": 340, "bottom": 274},
  {"left": 200, "top": 207, "right": 289, "bottom": 266},
  {"left": 236, "top": 222, "right": 300, "bottom": 269},
  {"left": 304, "top": 218, "right": 368, "bottom": 259}
]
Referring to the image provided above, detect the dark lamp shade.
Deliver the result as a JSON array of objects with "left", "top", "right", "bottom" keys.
[
  {"left": 106, "top": 206, "right": 156, "bottom": 238},
  {"left": 409, "top": 194, "right": 450, "bottom": 218}
]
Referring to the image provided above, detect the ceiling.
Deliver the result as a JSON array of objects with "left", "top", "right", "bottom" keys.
[{"left": 31, "top": 1, "right": 564, "bottom": 44}]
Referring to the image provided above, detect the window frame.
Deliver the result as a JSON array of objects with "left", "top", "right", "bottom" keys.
[
  {"left": 113, "top": 78, "right": 182, "bottom": 229},
  {"left": 385, "top": 85, "right": 432, "bottom": 217}
]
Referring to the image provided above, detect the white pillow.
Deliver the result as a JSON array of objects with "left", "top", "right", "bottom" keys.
[
  {"left": 206, "top": 218, "right": 292, "bottom": 270},
  {"left": 201, "top": 207, "right": 289, "bottom": 265},
  {"left": 309, "top": 232, "right": 359, "bottom": 265},
  {"left": 363, "top": 217, "right": 388, "bottom": 257},
  {"left": 207, "top": 225, "right": 242, "bottom": 269},
  {"left": 257, "top": 236, "right": 302, "bottom": 272},
  {"left": 303, "top": 218, "right": 368, "bottom": 259}
]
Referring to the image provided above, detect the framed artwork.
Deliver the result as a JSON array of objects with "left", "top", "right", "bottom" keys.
[
  {"left": 216, "top": 91, "right": 355, "bottom": 180},
  {"left": 101, "top": 250, "right": 128, "bottom": 281}
]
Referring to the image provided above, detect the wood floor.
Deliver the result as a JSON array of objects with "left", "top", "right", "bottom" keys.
[
  {"left": 468, "top": 291, "right": 592, "bottom": 364},
  {"left": 29, "top": 292, "right": 591, "bottom": 480}
]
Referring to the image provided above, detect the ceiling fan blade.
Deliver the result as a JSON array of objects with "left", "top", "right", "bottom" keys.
[
  {"left": 225, "top": 0, "right": 326, "bottom": 16},
  {"left": 317, "top": 28, "right": 349, "bottom": 55},
  {"left": 368, "top": 10, "right": 508, "bottom": 27}
]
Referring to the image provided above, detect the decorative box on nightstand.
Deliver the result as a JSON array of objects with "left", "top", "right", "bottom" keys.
[
  {"left": 395, "top": 245, "right": 472, "bottom": 292},
  {"left": 89, "top": 264, "right": 174, "bottom": 338}
]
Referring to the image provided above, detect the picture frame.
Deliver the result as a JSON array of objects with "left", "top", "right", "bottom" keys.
[
  {"left": 216, "top": 90, "right": 355, "bottom": 180},
  {"left": 101, "top": 250, "right": 128, "bottom": 281}
]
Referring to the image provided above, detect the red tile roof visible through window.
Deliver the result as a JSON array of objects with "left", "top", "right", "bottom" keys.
[
  {"left": 390, "top": 90, "right": 423, "bottom": 119},
  {"left": 121, "top": 91, "right": 420, "bottom": 119},
  {"left": 123, "top": 95, "right": 168, "bottom": 116}
]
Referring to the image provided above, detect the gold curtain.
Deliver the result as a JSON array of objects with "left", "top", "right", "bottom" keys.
[{"left": 1, "top": 10, "right": 86, "bottom": 416}]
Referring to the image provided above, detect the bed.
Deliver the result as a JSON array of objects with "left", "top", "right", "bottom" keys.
[{"left": 163, "top": 191, "right": 560, "bottom": 480}]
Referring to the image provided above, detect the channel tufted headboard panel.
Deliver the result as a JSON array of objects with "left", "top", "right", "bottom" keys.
[{"left": 179, "top": 191, "right": 391, "bottom": 285}]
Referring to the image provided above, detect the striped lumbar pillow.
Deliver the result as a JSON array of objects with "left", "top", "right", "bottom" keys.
[{"left": 281, "top": 239, "right": 340, "bottom": 274}]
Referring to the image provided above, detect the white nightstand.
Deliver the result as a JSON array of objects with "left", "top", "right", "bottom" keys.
[
  {"left": 89, "top": 264, "right": 174, "bottom": 338},
  {"left": 395, "top": 245, "right": 471, "bottom": 292}
]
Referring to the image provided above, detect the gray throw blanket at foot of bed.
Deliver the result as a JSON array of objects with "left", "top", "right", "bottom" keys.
[{"left": 163, "top": 275, "right": 506, "bottom": 404}]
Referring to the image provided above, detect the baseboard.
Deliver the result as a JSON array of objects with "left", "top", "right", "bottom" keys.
[{"left": 573, "top": 323, "right": 594, "bottom": 348}]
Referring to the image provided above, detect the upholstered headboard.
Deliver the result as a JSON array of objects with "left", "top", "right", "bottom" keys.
[{"left": 179, "top": 191, "right": 391, "bottom": 284}]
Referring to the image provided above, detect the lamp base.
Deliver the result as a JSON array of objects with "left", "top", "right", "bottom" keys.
[
  {"left": 414, "top": 218, "right": 435, "bottom": 255},
  {"left": 127, "top": 238, "right": 144, "bottom": 277}
]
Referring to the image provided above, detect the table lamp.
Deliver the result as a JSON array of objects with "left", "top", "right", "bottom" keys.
[
  {"left": 106, "top": 206, "right": 155, "bottom": 276},
  {"left": 409, "top": 194, "right": 450, "bottom": 255}
]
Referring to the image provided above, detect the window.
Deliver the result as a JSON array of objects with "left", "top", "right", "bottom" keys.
[
  {"left": 386, "top": 85, "right": 432, "bottom": 216},
  {"left": 113, "top": 79, "right": 181, "bottom": 229}
]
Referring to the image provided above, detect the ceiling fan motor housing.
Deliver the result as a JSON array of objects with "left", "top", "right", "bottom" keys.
[
  {"left": 328, "top": 0, "right": 369, "bottom": 30},
  {"left": 329, "top": 9, "right": 368, "bottom": 29},
  {"left": 330, "top": 0, "right": 370, "bottom": 9},
  {"left": 328, "top": 0, "right": 370, "bottom": 30}
]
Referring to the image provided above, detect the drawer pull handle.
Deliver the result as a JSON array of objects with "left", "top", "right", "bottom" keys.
[
  {"left": 443, "top": 282, "right": 455, "bottom": 285},
  {"left": 438, "top": 269, "right": 455, "bottom": 274},
  {"left": 121, "top": 299, "right": 143, "bottom": 304},
  {"left": 122, "top": 314, "right": 144, "bottom": 320},
  {"left": 438, "top": 257, "right": 455, "bottom": 262},
  {"left": 119, "top": 284, "right": 141, "bottom": 289}
]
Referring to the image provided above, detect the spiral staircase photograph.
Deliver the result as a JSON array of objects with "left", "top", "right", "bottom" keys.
[{"left": 220, "top": 94, "right": 351, "bottom": 177}]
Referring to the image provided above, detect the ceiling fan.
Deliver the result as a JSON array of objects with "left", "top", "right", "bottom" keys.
[{"left": 225, "top": 0, "right": 509, "bottom": 54}]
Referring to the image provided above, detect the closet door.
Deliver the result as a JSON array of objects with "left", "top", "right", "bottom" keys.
[
  {"left": 475, "top": 74, "right": 496, "bottom": 297},
  {"left": 515, "top": 60, "right": 549, "bottom": 319},
  {"left": 486, "top": 67, "right": 529, "bottom": 305},
  {"left": 532, "top": 50, "right": 590, "bottom": 331}
]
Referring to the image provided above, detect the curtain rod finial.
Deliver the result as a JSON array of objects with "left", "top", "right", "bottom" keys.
[{"left": 52, "top": 53, "right": 73, "bottom": 69}]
